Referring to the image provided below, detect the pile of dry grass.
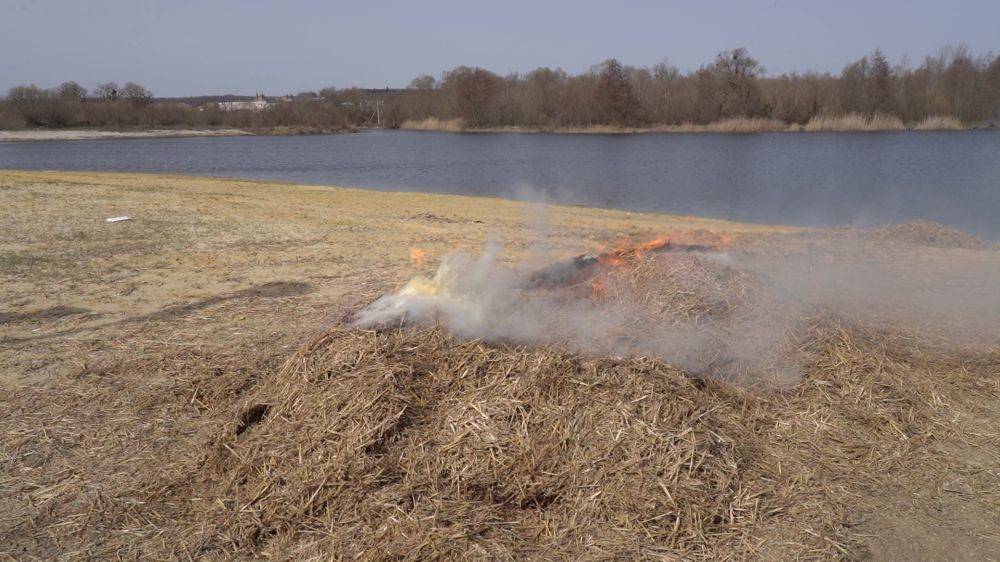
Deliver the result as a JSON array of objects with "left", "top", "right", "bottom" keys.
[
  {"left": 867, "top": 219, "right": 988, "bottom": 250},
  {"left": 160, "top": 250, "right": 997, "bottom": 559},
  {"left": 400, "top": 117, "right": 467, "bottom": 132},
  {"left": 804, "top": 113, "right": 905, "bottom": 132}
]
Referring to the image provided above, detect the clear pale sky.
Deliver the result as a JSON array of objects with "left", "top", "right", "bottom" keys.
[{"left": 1, "top": 0, "right": 997, "bottom": 97}]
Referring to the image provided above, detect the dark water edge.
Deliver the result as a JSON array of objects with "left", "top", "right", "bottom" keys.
[{"left": 2, "top": 129, "right": 998, "bottom": 239}]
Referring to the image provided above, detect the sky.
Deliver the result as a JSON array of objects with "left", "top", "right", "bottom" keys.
[{"left": 1, "top": 0, "right": 998, "bottom": 97}]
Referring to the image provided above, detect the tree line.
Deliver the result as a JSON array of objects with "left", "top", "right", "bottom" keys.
[
  {"left": 388, "top": 45, "right": 1000, "bottom": 129},
  {"left": 3, "top": 45, "right": 999, "bottom": 131},
  {"left": 0, "top": 81, "right": 355, "bottom": 131}
]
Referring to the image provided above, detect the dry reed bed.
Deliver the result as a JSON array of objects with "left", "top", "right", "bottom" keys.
[
  {"left": 167, "top": 250, "right": 998, "bottom": 559},
  {"left": 400, "top": 117, "right": 467, "bottom": 132},
  {"left": 400, "top": 114, "right": 968, "bottom": 134},
  {"left": 912, "top": 115, "right": 964, "bottom": 131},
  {"left": 672, "top": 117, "right": 789, "bottom": 134},
  {"left": 400, "top": 117, "right": 789, "bottom": 134},
  {"left": 804, "top": 113, "right": 905, "bottom": 132}
]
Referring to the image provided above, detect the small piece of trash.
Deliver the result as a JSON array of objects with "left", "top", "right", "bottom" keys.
[{"left": 106, "top": 216, "right": 131, "bottom": 223}]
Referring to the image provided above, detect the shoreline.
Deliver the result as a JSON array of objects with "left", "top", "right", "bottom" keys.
[
  {"left": 0, "top": 169, "right": 793, "bottom": 235},
  {"left": 401, "top": 123, "right": 986, "bottom": 135},
  {"left": 3, "top": 122, "right": 993, "bottom": 143},
  {"left": 0, "top": 126, "right": 357, "bottom": 143},
  {"left": 399, "top": 115, "right": 993, "bottom": 135}
]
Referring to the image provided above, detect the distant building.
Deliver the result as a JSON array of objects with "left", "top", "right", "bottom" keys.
[{"left": 217, "top": 93, "right": 270, "bottom": 112}]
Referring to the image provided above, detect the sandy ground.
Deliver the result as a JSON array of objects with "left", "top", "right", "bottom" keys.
[
  {"left": 0, "top": 128, "right": 252, "bottom": 142},
  {"left": 0, "top": 171, "right": 997, "bottom": 559}
]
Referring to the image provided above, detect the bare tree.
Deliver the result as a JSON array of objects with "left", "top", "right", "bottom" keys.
[
  {"left": 712, "top": 48, "right": 766, "bottom": 117},
  {"left": 868, "top": 49, "right": 896, "bottom": 116},
  {"left": 5, "top": 85, "right": 71, "bottom": 127},
  {"left": 987, "top": 55, "right": 1000, "bottom": 119},
  {"left": 56, "top": 81, "right": 87, "bottom": 101},
  {"left": 7, "top": 85, "right": 49, "bottom": 103},
  {"left": 441, "top": 66, "right": 501, "bottom": 127},
  {"left": 121, "top": 82, "right": 153, "bottom": 105},
  {"left": 407, "top": 75, "right": 437, "bottom": 90},
  {"left": 7, "top": 45, "right": 1000, "bottom": 131},
  {"left": 522, "top": 67, "right": 566, "bottom": 126},
  {"left": 95, "top": 82, "right": 119, "bottom": 101},
  {"left": 839, "top": 50, "right": 897, "bottom": 118},
  {"left": 594, "top": 59, "right": 640, "bottom": 125}
]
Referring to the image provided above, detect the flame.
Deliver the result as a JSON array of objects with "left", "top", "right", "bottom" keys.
[
  {"left": 409, "top": 247, "right": 429, "bottom": 267},
  {"left": 596, "top": 230, "right": 734, "bottom": 268},
  {"left": 394, "top": 257, "right": 455, "bottom": 298},
  {"left": 398, "top": 275, "right": 443, "bottom": 297},
  {"left": 393, "top": 231, "right": 734, "bottom": 303}
]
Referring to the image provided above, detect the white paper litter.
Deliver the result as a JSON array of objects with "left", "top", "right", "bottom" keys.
[{"left": 106, "top": 216, "right": 131, "bottom": 223}]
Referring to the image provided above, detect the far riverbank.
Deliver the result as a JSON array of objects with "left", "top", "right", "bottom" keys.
[
  {"left": 400, "top": 114, "right": 994, "bottom": 134},
  {"left": 0, "top": 126, "right": 356, "bottom": 143}
]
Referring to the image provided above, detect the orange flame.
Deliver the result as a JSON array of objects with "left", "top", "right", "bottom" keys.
[
  {"left": 596, "top": 230, "right": 735, "bottom": 268},
  {"left": 409, "top": 247, "right": 429, "bottom": 267}
]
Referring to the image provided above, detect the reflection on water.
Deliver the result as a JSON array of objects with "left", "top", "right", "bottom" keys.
[{"left": 2, "top": 129, "right": 998, "bottom": 238}]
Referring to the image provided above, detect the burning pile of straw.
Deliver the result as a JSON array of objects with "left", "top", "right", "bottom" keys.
[{"left": 173, "top": 230, "right": 997, "bottom": 559}]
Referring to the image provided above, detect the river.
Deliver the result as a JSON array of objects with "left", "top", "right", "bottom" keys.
[{"left": 2, "top": 129, "right": 998, "bottom": 239}]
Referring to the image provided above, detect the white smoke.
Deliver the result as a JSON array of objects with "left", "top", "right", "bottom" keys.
[
  {"left": 353, "top": 236, "right": 1000, "bottom": 382},
  {"left": 352, "top": 242, "right": 795, "bottom": 381},
  {"left": 353, "top": 242, "right": 546, "bottom": 341}
]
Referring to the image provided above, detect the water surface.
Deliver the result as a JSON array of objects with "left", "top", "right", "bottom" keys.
[{"left": 2, "top": 129, "right": 998, "bottom": 239}]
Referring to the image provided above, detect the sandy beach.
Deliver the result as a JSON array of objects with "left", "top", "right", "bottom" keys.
[{"left": 0, "top": 128, "right": 253, "bottom": 142}]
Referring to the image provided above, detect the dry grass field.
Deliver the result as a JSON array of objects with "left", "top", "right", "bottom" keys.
[{"left": 1, "top": 171, "right": 997, "bottom": 560}]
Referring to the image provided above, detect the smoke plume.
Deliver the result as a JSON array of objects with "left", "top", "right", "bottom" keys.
[{"left": 353, "top": 232, "right": 999, "bottom": 384}]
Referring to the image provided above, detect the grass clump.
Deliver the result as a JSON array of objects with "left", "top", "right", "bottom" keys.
[
  {"left": 804, "top": 113, "right": 905, "bottom": 132},
  {"left": 912, "top": 115, "right": 964, "bottom": 130},
  {"left": 400, "top": 117, "right": 466, "bottom": 132},
  {"left": 702, "top": 117, "right": 788, "bottom": 133}
]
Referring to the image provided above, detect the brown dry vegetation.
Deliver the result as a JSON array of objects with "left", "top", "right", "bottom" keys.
[
  {"left": 401, "top": 116, "right": 792, "bottom": 134},
  {"left": 912, "top": 115, "right": 965, "bottom": 131},
  {"left": 400, "top": 117, "right": 467, "bottom": 132},
  {"left": 804, "top": 113, "right": 906, "bottom": 132},
  {"left": 386, "top": 46, "right": 999, "bottom": 130},
  {"left": 1, "top": 171, "right": 998, "bottom": 560},
  {"left": 7, "top": 45, "right": 996, "bottom": 136},
  {"left": 0, "top": 84, "right": 357, "bottom": 132}
]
